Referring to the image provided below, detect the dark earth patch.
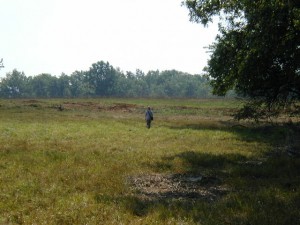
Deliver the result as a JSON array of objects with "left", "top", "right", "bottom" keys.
[
  {"left": 61, "top": 102, "right": 138, "bottom": 112},
  {"left": 128, "top": 173, "right": 229, "bottom": 202}
]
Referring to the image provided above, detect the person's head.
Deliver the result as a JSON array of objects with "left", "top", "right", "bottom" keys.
[{"left": 147, "top": 106, "right": 151, "bottom": 110}]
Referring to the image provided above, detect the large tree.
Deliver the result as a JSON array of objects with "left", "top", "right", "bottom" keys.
[
  {"left": 184, "top": 0, "right": 300, "bottom": 119},
  {"left": 86, "top": 61, "right": 118, "bottom": 96},
  {"left": 0, "top": 69, "right": 29, "bottom": 98},
  {"left": 31, "top": 73, "right": 57, "bottom": 98}
]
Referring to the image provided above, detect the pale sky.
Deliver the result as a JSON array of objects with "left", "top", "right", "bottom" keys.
[{"left": 0, "top": 0, "right": 219, "bottom": 77}]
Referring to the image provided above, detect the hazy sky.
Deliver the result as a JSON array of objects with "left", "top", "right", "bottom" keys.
[{"left": 1, "top": 0, "right": 219, "bottom": 77}]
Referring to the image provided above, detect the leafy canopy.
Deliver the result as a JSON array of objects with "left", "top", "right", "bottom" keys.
[{"left": 184, "top": 0, "right": 300, "bottom": 118}]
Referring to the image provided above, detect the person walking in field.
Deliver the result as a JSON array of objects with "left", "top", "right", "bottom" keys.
[{"left": 145, "top": 106, "right": 153, "bottom": 129}]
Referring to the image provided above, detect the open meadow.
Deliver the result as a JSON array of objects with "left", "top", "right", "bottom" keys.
[{"left": 0, "top": 98, "right": 299, "bottom": 225}]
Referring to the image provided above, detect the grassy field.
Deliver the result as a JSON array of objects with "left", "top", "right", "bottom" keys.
[{"left": 0, "top": 98, "right": 299, "bottom": 225}]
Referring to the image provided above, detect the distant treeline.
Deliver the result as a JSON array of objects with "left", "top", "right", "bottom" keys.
[{"left": 0, "top": 60, "right": 233, "bottom": 98}]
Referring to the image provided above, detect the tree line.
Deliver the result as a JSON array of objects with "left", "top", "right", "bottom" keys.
[{"left": 0, "top": 61, "right": 220, "bottom": 98}]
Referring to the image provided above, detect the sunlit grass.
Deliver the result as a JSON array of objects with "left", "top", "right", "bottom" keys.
[{"left": 0, "top": 98, "right": 299, "bottom": 224}]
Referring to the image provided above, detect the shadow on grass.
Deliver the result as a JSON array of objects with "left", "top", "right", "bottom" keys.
[
  {"left": 167, "top": 120, "right": 289, "bottom": 146},
  {"left": 117, "top": 151, "right": 300, "bottom": 224},
  {"left": 95, "top": 123, "right": 300, "bottom": 224}
]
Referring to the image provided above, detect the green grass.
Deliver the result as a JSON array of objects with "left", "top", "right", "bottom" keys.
[{"left": 0, "top": 98, "right": 299, "bottom": 224}]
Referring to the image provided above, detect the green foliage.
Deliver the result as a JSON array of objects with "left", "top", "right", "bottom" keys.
[
  {"left": 184, "top": 0, "right": 300, "bottom": 118},
  {"left": 30, "top": 73, "right": 56, "bottom": 98},
  {"left": 86, "top": 61, "right": 118, "bottom": 96},
  {"left": 0, "top": 69, "right": 29, "bottom": 98},
  {"left": 0, "top": 63, "right": 215, "bottom": 98}
]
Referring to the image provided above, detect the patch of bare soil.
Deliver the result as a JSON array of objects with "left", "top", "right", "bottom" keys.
[
  {"left": 61, "top": 102, "right": 138, "bottom": 112},
  {"left": 22, "top": 99, "right": 43, "bottom": 107},
  {"left": 22, "top": 99, "right": 41, "bottom": 104},
  {"left": 128, "top": 173, "right": 229, "bottom": 202},
  {"left": 107, "top": 103, "right": 137, "bottom": 112},
  {"left": 62, "top": 102, "right": 100, "bottom": 110}
]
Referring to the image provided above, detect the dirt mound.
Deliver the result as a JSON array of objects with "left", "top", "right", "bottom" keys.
[
  {"left": 107, "top": 103, "right": 137, "bottom": 112},
  {"left": 22, "top": 99, "right": 41, "bottom": 104},
  {"left": 61, "top": 102, "right": 138, "bottom": 112},
  {"left": 128, "top": 173, "right": 228, "bottom": 202},
  {"left": 62, "top": 101, "right": 100, "bottom": 110}
]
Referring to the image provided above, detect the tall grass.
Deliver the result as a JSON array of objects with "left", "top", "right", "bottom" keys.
[{"left": 0, "top": 98, "right": 299, "bottom": 224}]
